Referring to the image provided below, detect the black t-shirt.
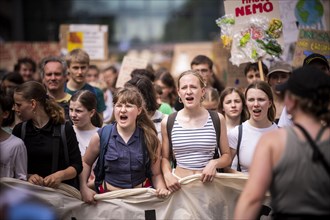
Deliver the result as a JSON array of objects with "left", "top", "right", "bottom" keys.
[{"left": 12, "top": 120, "right": 82, "bottom": 188}]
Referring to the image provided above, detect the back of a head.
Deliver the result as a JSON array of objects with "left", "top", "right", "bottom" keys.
[
  {"left": 130, "top": 68, "right": 155, "bottom": 82},
  {"left": 125, "top": 75, "right": 159, "bottom": 113},
  {"left": 155, "top": 69, "right": 176, "bottom": 89},
  {"left": 203, "top": 88, "right": 220, "bottom": 111},
  {"left": 0, "top": 94, "right": 15, "bottom": 127},
  {"left": 303, "top": 53, "right": 330, "bottom": 75},
  {"left": 276, "top": 66, "right": 330, "bottom": 124}
]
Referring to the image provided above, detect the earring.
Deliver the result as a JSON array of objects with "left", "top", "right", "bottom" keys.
[{"left": 179, "top": 97, "right": 182, "bottom": 103}]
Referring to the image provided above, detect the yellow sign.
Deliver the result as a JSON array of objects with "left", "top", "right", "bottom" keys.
[{"left": 67, "top": 32, "right": 83, "bottom": 51}]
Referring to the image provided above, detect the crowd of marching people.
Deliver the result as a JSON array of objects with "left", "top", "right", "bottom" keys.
[{"left": 1, "top": 49, "right": 329, "bottom": 218}]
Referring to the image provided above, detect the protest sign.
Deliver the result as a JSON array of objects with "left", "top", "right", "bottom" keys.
[
  {"left": 0, "top": 174, "right": 272, "bottom": 220},
  {"left": 171, "top": 42, "right": 214, "bottom": 80},
  {"left": 292, "top": 29, "right": 330, "bottom": 68},
  {"left": 219, "top": 0, "right": 283, "bottom": 80},
  {"left": 59, "top": 24, "right": 108, "bottom": 60},
  {"left": 116, "top": 56, "right": 148, "bottom": 88}
]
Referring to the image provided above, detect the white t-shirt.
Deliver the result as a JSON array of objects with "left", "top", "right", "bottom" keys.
[
  {"left": 73, "top": 127, "right": 99, "bottom": 156},
  {"left": 151, "top": 110, "right": 165, "bottom": 141},
  {"left": 278, "top": 107, "right": 293, "bottom": 128},
  {"left": 228, "top": 121, "right": 278, "bottom": 173},
  {"left": 0, "top": 134, "right": 27, "bottom": 180},
  {"left": 103, "top": 89, "right": 114, "bottom": 122}
]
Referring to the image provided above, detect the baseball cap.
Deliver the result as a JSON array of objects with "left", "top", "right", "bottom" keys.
[
  {"left": 267, "top": 61, "right": 292, "bottom": 77},
  {"left": 276, "top": 66, "right": 330, "bottom": 98},
  {"left": 303, "top": 53, "right": 330, "bottom": 70}
]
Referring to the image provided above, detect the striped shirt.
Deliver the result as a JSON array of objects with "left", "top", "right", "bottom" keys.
[{"left": 172, "top": 114, "right": 216, "bottom": 170}]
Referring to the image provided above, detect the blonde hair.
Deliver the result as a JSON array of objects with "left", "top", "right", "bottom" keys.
[
  {"left": 177, "top": 70, "right": 206, "bottom": 89},
  {"left": 65, "top": 48, "right": 90, "bottom": 67},
  {"left": 204, "top": 88, "right": 219, "bottom": 103}
]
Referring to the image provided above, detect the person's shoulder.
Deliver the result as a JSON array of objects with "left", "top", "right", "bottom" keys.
[
  {"left": 260, "top": 128, "right": 286, "bottom": 145},
  {"left": 161, "top": 113, "right": 170, "bottom": 126},
  {"left": 12, "top": 122, "right": 24, "bottom": 137},
  {"left": 63, "top": 121, "right": 75, "bottom": 132},
  {"left": 8, "top": 134, "right": 25, "bottom": 146},
  {"left": 216, "top": 112, "right": 225, "bottom": 121},
  {"left": 93, "top": 86, "right": 103, "bottom": 94},
  {"left": 56, "top": 93, "right": 71, "bottom": 103}
]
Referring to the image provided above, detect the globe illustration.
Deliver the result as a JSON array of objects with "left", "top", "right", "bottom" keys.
[{"left": 295, "top": 0, "right": 324, "bottom": 26}]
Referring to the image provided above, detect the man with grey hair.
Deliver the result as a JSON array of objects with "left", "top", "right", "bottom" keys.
[{"left": 40, "top": 56, "right": 71, "bottom": 121}]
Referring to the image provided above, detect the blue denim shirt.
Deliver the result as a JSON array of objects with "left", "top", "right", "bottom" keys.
[{"left": 104, "top": 125, "right": 149, "bottom": 188}]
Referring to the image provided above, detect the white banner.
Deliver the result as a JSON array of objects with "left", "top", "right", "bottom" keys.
[{"left": 0, "top": 174, "right": 272, "bottom": 219}]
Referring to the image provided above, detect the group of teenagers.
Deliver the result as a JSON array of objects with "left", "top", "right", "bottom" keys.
[{"left": 1, "top": 49, "right": 330, "bottom": 219}]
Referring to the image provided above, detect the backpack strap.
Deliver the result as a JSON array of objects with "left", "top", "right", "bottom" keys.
[
  {"left": 294, "top": 123, "right": 330, "bottom": 177},
  {"left": 166, "top": 110, "right": 221, "bottom": 168},
  {"left": 21, "top": 121, "right": 27, "bottom": 140},
  {"left": 20, "top": 122, "right": 69, "bottom": 174},
  {"left": 60, "top": 124, "right": 69, "bottom": 166},
  {"left": 51, "top": 124, "right": 62, "bottom": 173},
  {"left": 208, "top": 110, "right": 220, "bottom": 159},
  {"left": 236, "top": 124, "right": 243, "bottom": 172},
  {"left": 141, "top": 130, "right": 152, "bottom": 181},
  {"left": 94, "top": 124, "right": 113, "bottom": 192},
  {"left": 166, "top": 111, "right": 178, "bottom": 162}
]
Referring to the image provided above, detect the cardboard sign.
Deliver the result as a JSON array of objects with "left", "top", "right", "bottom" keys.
[
  {"left": 223, "top": 0, "right": 283, "bottom": 67},
  {"left": 59, "top": 24, "right": 108, "bottom": 60},
  {"left": 224, "top": 0, "right": 281, "bottom": 20},
  {"left": 171, "top": 42, "right": 214, "bottom": 80},
  {"left": 116, "top": 56, "right": 148, "bottom": 88},
  {"left": 292, "top": 29, "right": 330, "bottom": 68}
]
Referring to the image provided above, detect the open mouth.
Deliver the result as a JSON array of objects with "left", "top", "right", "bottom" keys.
[
  {"left": 120, "top": 115, "right": 128, "bottom": 120},
  {"left": 253, "top": 109, "right": 261, "bottom": 113},
  {"left": 186, "top": 97, "right": 194, "bottom": 101}
]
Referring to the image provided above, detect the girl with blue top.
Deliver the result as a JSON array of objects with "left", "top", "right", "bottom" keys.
[{"left": 79, "top": 86, "right": 170, "bottom": 204}]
